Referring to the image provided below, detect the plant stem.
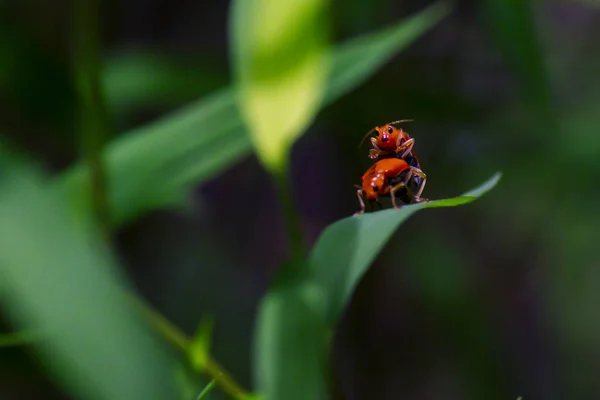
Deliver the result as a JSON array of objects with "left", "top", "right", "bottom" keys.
[
  {"left": 129, "top": 294, "right": 250, "bottom": 400},
  {"left": 274, "top": 160, "right": 306, "bottom": 261},
  {"left": 72, "top": 0, "right": 111, "bottom": 238},
  {"left": 1, "top": 295, "right": 250, "bottom": 399},
  {"left": 196, "top": 379, "right": 216, "bottom": 399}
]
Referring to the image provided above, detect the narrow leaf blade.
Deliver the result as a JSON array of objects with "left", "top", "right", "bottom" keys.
[{"left": 310, "top": 173, "right": 501, "bottom": 325}]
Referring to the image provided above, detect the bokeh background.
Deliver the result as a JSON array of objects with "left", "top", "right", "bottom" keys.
[{"left": 2, "top": 0, "right": 600, "bottom": 399}]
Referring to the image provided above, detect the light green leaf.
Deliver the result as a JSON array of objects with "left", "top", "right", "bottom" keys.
[
  {"left": 309, "top": 173, "right": 501, "bottom": 325},
  {"left": 230, "top": 0, "right": 330, "bottom": 172},
  {"left": 0, "top": 164, "right": 177, "bottom": 400},
  {"left": 57, "top": 1, "right": 450, "bottom": 227}
]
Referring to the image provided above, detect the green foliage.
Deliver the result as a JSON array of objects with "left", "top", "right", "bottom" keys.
[
  {"left": 254, "top": 268, "right": 328, "bottom": 400},
  {"left": 57, "top": 1, "right": 451, "bottom": 229},
  {"left": 0, "top": 162, "right": 178, "bottom": 400},
  {"left": 309, "top": 173, "right": 501, "bottom": 325},
  {"left": 253, "top": 174, "right": 499, "bottom": 399},
  {"left": 103, "top": 52, "right": 228, "bottom": 115},
  {"left": 230, "top": 0, "right": 330, "bottom": 172},
  {"left": 0, "top": 1, "right": 508, "bottom": 400}
]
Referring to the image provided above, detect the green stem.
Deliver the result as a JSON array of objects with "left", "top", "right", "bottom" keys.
[
  {"left": 273, "top": 160, "right": 306, "bottom": 261},
  {"left": 128, "top": 294, "right": 250, "bottom": 400},
  {"left": 196, "top": 379, "right": 216, "bottom": 399},
  {"left": 72, "top": 0, "right": 111, "bottom": 238},
  {"left": 2, "top": 295, "right": 250, "bottom": 399}
]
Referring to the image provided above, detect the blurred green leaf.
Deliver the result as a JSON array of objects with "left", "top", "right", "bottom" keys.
[
  {"left": 254, "top": 267, "right": 328, "bottom": 400},
  {"left": 57, "top": 2, "right": 450, "bottom": 227},
  {"left": 0, "top": 164, "right": 177, "bottom": 400},
  {"left": 56, "top": 88, "right": 245, "bottom": 225},
  {"left": 230, "top": 0, "right": 330, "bottom": 172},
  {"left": 309, "top": 173, "right": 501, "bottom": 324},
  {"left": 103, "top": 52, "right": 227, "bottom": 115}
]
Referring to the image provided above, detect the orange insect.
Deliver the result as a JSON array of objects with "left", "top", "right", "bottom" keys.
[
  {"left": 354, "top": 157, "right": 427, "bottom": 215},
  {"left": 359, "top": 119, "right": 416, "bottom": 160},
  {"left": 359, "top": 119, "right": 428, "bottom": 202}
]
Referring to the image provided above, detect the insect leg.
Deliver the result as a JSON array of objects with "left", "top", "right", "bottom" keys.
[
  {"left": 389, "top": 170, "right": 413, "bottom": 209},
  {"left": 354, "top": 189, "right": 366, "bottom": 216},
  {"left": 369, "top": 138, "right": 383, "bottom": 159},
  {"left": 409, "top": 167, "right": 428, "bottom": 200},
  {"left": 396, "top": 137, "right": 415, "bottom": 159}
]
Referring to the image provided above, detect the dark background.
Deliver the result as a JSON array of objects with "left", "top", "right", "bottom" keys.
[{"left": 2, "top": 0, "right": 600, "bottom": 399}]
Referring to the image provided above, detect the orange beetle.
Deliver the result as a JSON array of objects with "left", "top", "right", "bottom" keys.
[
  {"left": 359, "top": 119, "right": 427, "bottom": 201},
  {"left": 359, "top": 119, "right": 415, "bottom": 160},
  {"left": 354, "top": 158, "right": 427, "bottom": 215}
]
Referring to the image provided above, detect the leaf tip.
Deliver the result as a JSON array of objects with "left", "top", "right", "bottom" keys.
[{"left": 460, "top": 171, "right": 502, "bottom": 198}]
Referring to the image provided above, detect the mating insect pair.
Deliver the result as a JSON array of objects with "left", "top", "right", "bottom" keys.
[{"left": 354, "top": 120, "right": 428, "bottom": 215}]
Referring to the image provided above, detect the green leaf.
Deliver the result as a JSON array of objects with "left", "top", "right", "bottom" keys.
[
  {"left": 309, "top": 173, "right": 501, "bottom": 325},
  {"left": 55, "top": 88, "right": 247, "bottom": 225},
  {"left": 103, "top": 52, "right": 227, "bottom": 115},
  {"left": 230, "top": 0, "right": 330, "bottom": 172},
  {"left": 56, "top": 1, "right": 450, "bottom": 227},
  {"left": 254, "top": 267, "right": 329, "bottom": 400},
  {"left": 0, "top": 164, "right": 177, "bottom": 400}
]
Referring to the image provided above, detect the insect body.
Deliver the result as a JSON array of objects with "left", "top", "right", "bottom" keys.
[
  {"left": 359, "top": 120, "right": 428, "bottom": 201},
  {"left": 354, "top": 158, "right": 427, "bottom": 215},
  {"left": 359, "top": 119, "right": 415, "bottom": 160}
]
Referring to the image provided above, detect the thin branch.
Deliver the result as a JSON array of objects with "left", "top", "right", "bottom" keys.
[
  {"left": 129, "top": 294, "right": 251, "bottom": 399},
  {"left": 273, "top": 160, "right": 306, "bottom": 261},
  {"left": 71, "top": 0, "right": 112, "bottom": 237}
]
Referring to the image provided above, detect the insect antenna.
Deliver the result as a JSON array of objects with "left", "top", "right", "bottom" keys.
[
  {"left": 358, "top": 127, "right": 376, "bottom": 149},
  {"left": 388, "top": 119, "right": 414, "bottom": 126}
]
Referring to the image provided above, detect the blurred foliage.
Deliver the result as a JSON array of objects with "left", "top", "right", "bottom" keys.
[
  {"left": 1, "top": 0, "right": 600, "bottom": 399},
  {"left": 0, "top": 157, "right": 178, "bottom": 400},
  {"left": 55, "top": 1, "right": 450, "bottom": 229},
  {"left": 230, "top": 0, "right": 330, "bottom": 172}
]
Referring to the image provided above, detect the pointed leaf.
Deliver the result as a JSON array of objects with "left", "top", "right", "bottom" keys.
[{"left": 310, "top": 173, "right": 501, "bottom": 325}]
